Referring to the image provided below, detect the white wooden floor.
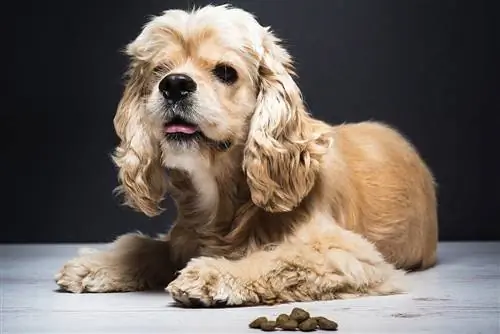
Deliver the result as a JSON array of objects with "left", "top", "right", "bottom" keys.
[{"left": 1, "top": 242, "right": 499, "bottom": 334}]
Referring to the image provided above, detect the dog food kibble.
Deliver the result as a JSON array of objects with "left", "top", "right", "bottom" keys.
[
  {"left": 280, "top": 319, "right": 299, "bottom": 331},
  {"left": 276, "top": 313, "right": 291, "bottom": 326},
  {"left": 315, "top": 317, "right": 338, "bottom": 331},
  {"left": 290, "top": 308, "right": 310, "bottom": 322},
  {"left": 260, "top": 321, "right": 277, "bottom": 331},
  {"left": 248, "top": 308, "right": 338, "bottom": 332},
  {"left": 249, "top": 317, "right": 268, "bottom": 329},
  {"left": 298, "top": 318, "right": 318, "bottom": 332}
]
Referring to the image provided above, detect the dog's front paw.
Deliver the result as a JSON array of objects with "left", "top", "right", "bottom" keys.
[
  {"left": 55, "top": 253, "right": 136, "bottom": 293},
  {"left": 55, "top": 255, "right": 107, "bottom": 293},
  {"left": 166, "top": 257, "right": 255, "bottom": 307}
]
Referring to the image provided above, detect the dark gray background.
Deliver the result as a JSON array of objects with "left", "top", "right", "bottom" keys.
[{"left": 1, "top": 0, "right": 497, "bottom": 243}]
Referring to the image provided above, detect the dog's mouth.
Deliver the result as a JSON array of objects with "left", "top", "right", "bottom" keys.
[
  {"left": 163, "top": 116, "right": 232, "bottom": 151},
  {"left": 164, "top": 117, "right": 203, "bottom": 142},
  {"left": 164, "top": 117, "right": 200, "bottom": 136}
]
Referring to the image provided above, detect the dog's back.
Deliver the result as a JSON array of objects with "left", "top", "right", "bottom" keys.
[{"left": 321, "top": 121, "right": 438, "bottom": 270}]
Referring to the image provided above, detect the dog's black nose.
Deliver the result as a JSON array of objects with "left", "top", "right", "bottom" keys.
[{"left": 159, "top": 73, "right": 197, "bottom": 103}]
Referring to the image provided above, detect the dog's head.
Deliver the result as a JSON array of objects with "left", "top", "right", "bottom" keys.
[{"left": 112, "top": 5, "right": 331, "bottom": 217}]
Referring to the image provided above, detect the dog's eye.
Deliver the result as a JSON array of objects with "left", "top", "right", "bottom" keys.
[{"left": 212, "top": 64, "right": 238, "bottom": 84}]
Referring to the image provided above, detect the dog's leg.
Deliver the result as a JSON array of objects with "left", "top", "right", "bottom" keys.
[
  {"left": 166, "top": 217, "right": 406, "bottom": 307},
  {"left": 55, "top": 233, "right": 176, "bottom": 293}
]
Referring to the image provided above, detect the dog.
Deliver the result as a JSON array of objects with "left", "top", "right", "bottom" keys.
[{"left": 55, "top": 4, "right": 438, "bottom": 307}]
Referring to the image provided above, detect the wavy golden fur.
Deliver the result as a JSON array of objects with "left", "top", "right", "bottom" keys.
[{"left": 56, "top": 4, "right": 438, "bottom": 307}]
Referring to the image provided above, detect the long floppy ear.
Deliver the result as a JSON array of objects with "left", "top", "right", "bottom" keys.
[
  {"left": 243, "top": 30, "right": 331, "bottom": 213},
  {"left": 111, "top": 60, "right": 168, "bottom": 217}
]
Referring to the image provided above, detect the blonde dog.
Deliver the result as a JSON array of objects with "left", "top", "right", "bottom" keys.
[{"left": 55, "top": 4, "right": 438, "bottom": 307}]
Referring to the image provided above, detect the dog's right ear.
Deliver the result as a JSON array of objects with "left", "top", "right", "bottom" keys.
[{"left": 111, "top": 57, "right": 168, "bottom": 217}]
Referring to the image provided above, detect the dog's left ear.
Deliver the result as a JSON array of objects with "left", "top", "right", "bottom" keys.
[{"left": 243, "top": 29, "right": 332, "bottom": 213}]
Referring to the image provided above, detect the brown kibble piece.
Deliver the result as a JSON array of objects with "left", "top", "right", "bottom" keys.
[
  {"left": 249, "top": 316, "right": 267, "bottom": 329},
  {"left": 315, "top": 316, "right": 338, "bottom": 331},
  {"left": 261, "top": 321, "right": 277, "bottom": 331},
  {"left": 298, "top": 318, "right": 318, "bottom": 332},
  {"left": 290, "top": 307, "right": 310, "bottom": 322},
  {"left": 280, "top": 319, "right": 299, "bottom": 331},
  {"left": 276, "top": 313, "right": 291, "bottom": 326}
]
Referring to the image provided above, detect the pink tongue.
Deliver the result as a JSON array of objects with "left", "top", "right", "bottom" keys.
[{"left": 165, "top": 124, "right": 198, "bottom": 134}]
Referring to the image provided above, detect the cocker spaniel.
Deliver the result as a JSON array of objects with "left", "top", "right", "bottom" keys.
[{"left": 55, "top": 4, "right": 438, "bottom": 307}]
